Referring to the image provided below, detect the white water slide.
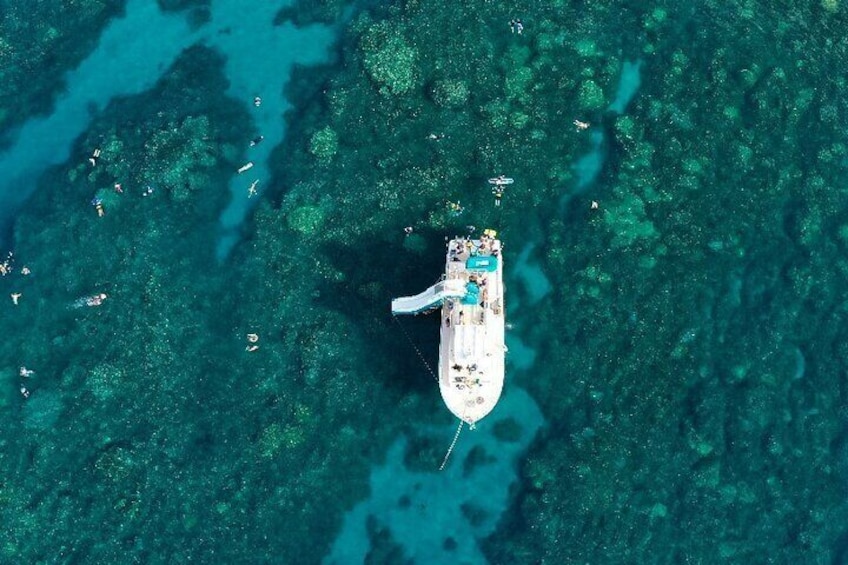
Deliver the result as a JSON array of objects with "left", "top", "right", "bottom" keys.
[{"left": 391, "top": 278, "right": 467, "bottom": 315}]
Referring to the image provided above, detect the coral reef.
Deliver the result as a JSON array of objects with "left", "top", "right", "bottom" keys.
[
  {"left": 3, "top": 0, "right": 848, "bottom": 562},
  {"left": 0, "top": 0, "right": 127, "bottom": 147},
  {"left": 308, "top": 126, "right": 339, "bottom": 162},
  {"left": 360, "top": 21, "right": 420, "bottom": 96}
]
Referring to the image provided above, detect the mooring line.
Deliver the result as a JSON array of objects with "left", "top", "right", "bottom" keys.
[
  {"left": 392, "top": 315, "right": 438, "bottom": 382},
  {"left": 439, "top": 419, "right": 464, "bottom": 471}
]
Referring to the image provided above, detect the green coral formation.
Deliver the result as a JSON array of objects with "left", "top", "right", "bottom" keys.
[
  {"left": 0, "top": 45, "right": 408, "bottom": 563},
  {"left": 272, "top": 0, "right": 848, "bottom": 561},
  {"left": 309, "top": 125, "right": 339, "bottom": 162},
  {"left": 430, "top": 79, "right": 470, "bottom": 108},
  {"left": 287, "top": 205, "right": 326, "bottom": 234},
  {"left": 360, "top": 21, "right": 420, "bottom": 96},
  {"left": 3, "top": 0, "right": 848, "bottom": 562},
  {"left": 480, "top": 2, "right": 848, "bottom": 563}
]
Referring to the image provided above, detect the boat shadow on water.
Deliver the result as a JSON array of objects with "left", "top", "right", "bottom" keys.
[{"left": 314, "top": 232, "right": 446, "bottom": 397}]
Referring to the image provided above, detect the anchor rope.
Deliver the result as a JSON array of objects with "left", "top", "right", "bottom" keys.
[
  {"left": 392, "top": 315, "right": 438, "bottom": 382},
  {"left": 439, "top": 419, "right": 464, "bottom": 471}
]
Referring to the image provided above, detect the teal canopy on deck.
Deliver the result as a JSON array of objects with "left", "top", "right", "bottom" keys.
[
  {"left": 466, "top": 255, "right": 498, "bottom": 272},
  {"left": 462, "top": 282, "right": 480, "bottom": 305}
]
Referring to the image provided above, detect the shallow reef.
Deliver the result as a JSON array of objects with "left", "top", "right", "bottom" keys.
[
  {"left": 272, "top": 0, "right": 848, "bottom": 561},
  {"left": 0, "top": 0, "right": 127, "bottom": 148},
  {"left": 0, "top": 42, "right": 410, "bottom": 563},
  {"left": 3, "top": 0, "right": 848, "bottom": 562},
  {"left": 479, "top": 1, "right": 848, "bottom": 562}
]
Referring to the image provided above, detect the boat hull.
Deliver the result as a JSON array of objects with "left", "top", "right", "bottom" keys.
[{"left": 437, "top": 234, "right": 505, "bottom": 424}]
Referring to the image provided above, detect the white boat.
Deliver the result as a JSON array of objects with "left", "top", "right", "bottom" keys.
[{"left": 391, "top": 229, "right": 505, "bottom": 425}]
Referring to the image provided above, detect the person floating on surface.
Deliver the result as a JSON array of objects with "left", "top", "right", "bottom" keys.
[
  {"left": 91, "top": 197, "right": 105, "bottom": 217},
  {"left": 447, "top": 201, "right": 464, "bottom": 215},
  {"left": 488, "top": 175, "right": 513, "bottom": 207},
  {"left": 86, "top": 293, "right": 107, "bottom": 307},
  {"left": 250, "top": 135, "right": 264, "bottom": 147},
  {"left": 72, "top": 293, "right": 107, "bottom": 308}
]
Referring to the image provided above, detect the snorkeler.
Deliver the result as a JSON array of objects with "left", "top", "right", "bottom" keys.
[
  {"left": 250, "top": 135, "right": 264, "bottom": 147},
  {"left": 488, "top": 175, "right": 513, "bottom": 207},
  {"left": 71, "top": 293, "right": 107, "bottom": 308},
  {"left": 91, "top": 197, "right": 105, "bottom": 217},
  {"left": 492, "top": 186, "right": 504, "bottom": 206},
  {"left": 86, "top": 293, "right": 107, "bottom": 307}
]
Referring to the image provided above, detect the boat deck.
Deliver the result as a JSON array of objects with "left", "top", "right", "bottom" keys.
[{"left": 438, "top": 234, "right": 505, "bottom": 424}]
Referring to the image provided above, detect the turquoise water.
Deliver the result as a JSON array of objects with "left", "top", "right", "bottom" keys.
[{"left": 2, "top": 0, "right": 848, "bottom": 563}]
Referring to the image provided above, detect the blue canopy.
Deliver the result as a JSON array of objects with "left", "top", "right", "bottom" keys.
[
  {"left": 462, "top": 282, "right": 480, "bottom": 305},
  {"left": 466, "top": 256, "right": 498, "bottom": 272}
]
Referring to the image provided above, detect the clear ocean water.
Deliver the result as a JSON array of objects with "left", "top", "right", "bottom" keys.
[{"left": 2, "top": 0, "right": 847, "bottom": 563}]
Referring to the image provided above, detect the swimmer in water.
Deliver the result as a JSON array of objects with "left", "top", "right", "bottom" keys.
[
  {"left": 71, "top": 293, "right": 107, "bottom": 308},
  {"left": 86, "top": 293, "right": 107, "bottom": 306}
]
